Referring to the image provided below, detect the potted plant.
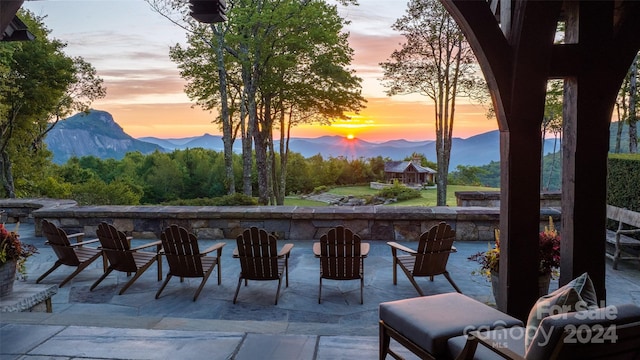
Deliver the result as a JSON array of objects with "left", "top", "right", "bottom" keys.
[
  {"left": 0, "top": 223, "right": 38, "bottom": 296},
  {"left": 469, "top": 217, "right": 560, "bottom": 302}
]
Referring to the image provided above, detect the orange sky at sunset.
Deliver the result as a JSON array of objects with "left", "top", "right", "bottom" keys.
[{"left": 23, "top": 1, "right": 499, "bottom": 142}]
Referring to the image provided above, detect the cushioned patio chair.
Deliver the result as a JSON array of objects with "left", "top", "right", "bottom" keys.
[
  {"left": 314, "top": 225, "right": 369, "bottom": 304},
  {"left": 450, "top": 304, "right": 640, "bottom": 360},
  {"left": 90, "top": 222, "right": 162, "bottom": 295},
  {"left": 156, "top": 224, "right": 225, "bottom": 301},
  {"left": 37, "top": 219, "right": 104, "bottom": 287},
  {"left": 387, "top": 221, "right": 461, "bottom": 296},
  {"left": 233, "top": 227, "right": 293, "bottom": 305}
]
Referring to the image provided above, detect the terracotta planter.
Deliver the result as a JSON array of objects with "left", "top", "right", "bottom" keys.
[
  {"left": 0, "top": 260, "right": 17, "bottom": 297},
  {"left": 491, "top": 272, "right": 552, "bottom": 304}
]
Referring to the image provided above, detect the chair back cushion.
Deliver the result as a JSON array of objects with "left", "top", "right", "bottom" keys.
[
  {"left": 413, "top": 222, "right": 456, "bottom": 276},
  {"left": 525, "top": 272, "right": 599, "bottom": 349},
  {"left": 96, "top": 222, "right": 137, "bottom": 272},
  {"left": 526, "top": 304, "right": 640, "bottom": 360},
  {"left": 41, "top": 219, "right": 80, "bottom": 266},
  {"left": 161, "top": 224, "right": 204, "bottom": 277},
  {"left": 319, "top": 226, "right": 362, "bottom": 280},
  {"left": 236, "top": 227, "right": 280, "bottom": 280}
]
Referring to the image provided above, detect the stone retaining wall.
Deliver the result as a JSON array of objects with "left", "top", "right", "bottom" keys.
[
  {"left": 0, "top": 198, "right": 560, "bottom": 242},
  {"left": 455, "top": 191, "right": 561, "bottom": 207}
]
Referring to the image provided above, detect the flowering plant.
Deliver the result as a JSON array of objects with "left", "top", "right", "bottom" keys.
[
  {"left": 0, "top": 223, "right": 38, "bottom": 275},
  {"left": 469, "top": 217, "right": 560, "bottom": 280}
]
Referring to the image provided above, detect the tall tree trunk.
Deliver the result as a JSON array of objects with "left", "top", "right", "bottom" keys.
[
  {"left": 630, "top": 55, "right": 638, "bottom": 153},
  {"left": 614, "top": 102, "right": 623, "bottom": 153},
  {"left": 0, "top": 151, "right": 15, "bottom": 198},
  {"left": 211, "top": 23, "right": 235, "bottom": 194},
  {"left": 240, "top": 44, "right": 254, "bottom": 197},
  {"left": 545, "top": 134, "right": 560, "bottom": 191}
]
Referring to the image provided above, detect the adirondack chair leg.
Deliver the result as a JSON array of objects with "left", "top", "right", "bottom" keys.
[
  {"left": 155, "top": 274, "right": 173, "bottom": 299},
  {"left": 36, "top": 261, "right": 62, "bottom": 284},
  {"left": 119, "top": 269, "right": 145, "bottom": 295},
  {"left": 90, "top": 268, "right": 114, "bottom": 291},
  {"left": 233, "top": 276, "right": 243, "bottom": 304},
  {"left": 217, "top": 259, "right": 222, "bottom": 285},
  {"left": 318, "top": 277, "right": 323, "bottom": 304},
  {"left": 194, "top": 267, "right": 215, "bottom": 301},
  {"left": 401, "top": 265, "right": 425, "bottom": 296},
  {"left": 444, "top": 271, "right": 462, "bottom": 293},
  {"left": 275, "top": 277, "right": 282, "bottom": 305},
  {"left": 360, "top": 276, "right": 364, "bottom": 304},
  {"left": 391, "top": 251, "right": 398, "bottom": 285},
  {"left": 156, "top": 253, "right": 162, "bottom": 281},
  {"left": 58, "top": 252, "right": 103, "bottom": 287}
]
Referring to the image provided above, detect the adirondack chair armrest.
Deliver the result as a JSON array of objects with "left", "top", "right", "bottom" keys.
[
  {"left": 67, "top": 232, "right": 85, "bottom": 243},
  {"left": 201, "top": 242, "right": 226, "bottom": 256},
  {"left": 387, "top": 241, "right": 417, "bottom": 256},
  {"left": 131, "top": 240, "right": 162, "bottom": 252},
  {"left": 617, "top": 228, "right": 640, "bottom": 235},
  {"left": 278, "top": 243, "right": 294, "bottom": 257},
  {"left": 68, "top": 238, "right": 100, "bottom": 247}
]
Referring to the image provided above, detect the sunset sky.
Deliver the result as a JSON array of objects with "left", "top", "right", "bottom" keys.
[{"left": 22, "top": 0, "right": 498, "bottom": 142}]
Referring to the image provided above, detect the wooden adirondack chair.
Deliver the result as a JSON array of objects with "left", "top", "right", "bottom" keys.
[
  {"left": 314, "top": 226, "right": 369, "bottom": 304},
  {"left": 233, "top": 227, "right": 293, "bottom": 305},
  {"left": 36, "top": 219, "right": 104, "bottom": 287},
  {"left": 387, "top": 222, "right": 462, "bottom": 296},
  {"left": 90, "top": 222, "right": 162, "bottom": 295},
  {"left": 156, "top": 224, "right": 225, "bottom": 301}
]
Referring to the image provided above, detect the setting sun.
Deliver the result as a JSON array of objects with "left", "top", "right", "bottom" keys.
[{"left": 347, "top": 134, "right": 355, "bottom": 140}]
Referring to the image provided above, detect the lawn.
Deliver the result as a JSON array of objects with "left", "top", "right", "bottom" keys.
[{"left": 284, "top": 185, "right": 499, "bottom": 206}]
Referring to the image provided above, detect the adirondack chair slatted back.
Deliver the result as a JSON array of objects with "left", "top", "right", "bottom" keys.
[
  {"left": 319, "top": 226, "right": 362, "bottom": 280},
  {"left": 413, "top": 222, "right": 456, "bottom": 277},
  {"left": 96, "top": 222, "right": 137, "bottom": 273},
  {"left": 236, "top": 227, "right": 280, "bottom": 280},
  {"left": 41, "top": 219, "right": 80, "bottom": 266},
  {"left": 160, "top": 225, "right": 204, "bottom": 278}
]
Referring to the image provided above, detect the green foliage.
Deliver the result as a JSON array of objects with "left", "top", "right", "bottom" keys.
[
  {"left": 312, "top": 185, "right": 329, "bottom": 194},
  {"left": 163, "top": 193, "right": 257, "bottom": 206},
  {"left": 376, "top": 181, "right": 422, "bottom": 201},
  {"left": 213, "top": 193, "right": 258, "bottom": 206},
  {"left": 448, "top": 165, "right": 488, "bottom": 186},
  {"left": 607, "top": 153, "right": 640, "bottom": 212},
  {"left": 71, "top": 178, "right": 142, "bottom": 205},
  {"left": 0, "top": 10, "right": 104, "bottom": 198}
]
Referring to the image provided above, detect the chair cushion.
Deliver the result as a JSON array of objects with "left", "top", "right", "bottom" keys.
[
  {"left": 526, "top": 303, "right": 640, "bottom": 360},
  {"left": 524, "top": 272, "right": 598, "bottom": 349},
  {"left": 379, "top": 293, "right": 523, "bottom": 358},
  {"left": 448, "top": 328, "right": 526, "bottom": 360}
]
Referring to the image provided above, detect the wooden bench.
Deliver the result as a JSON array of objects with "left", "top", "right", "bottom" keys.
[{"left": 606, "top": 205, "right": 640, "bottom": 269}]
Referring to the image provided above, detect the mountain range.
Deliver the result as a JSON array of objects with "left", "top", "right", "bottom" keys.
[{"left": 45, "top": 109, "right": 565, "bottom": 168}]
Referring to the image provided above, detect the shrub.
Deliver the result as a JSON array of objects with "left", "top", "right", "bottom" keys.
[
  {"left": 376, "top": 182, "right": 422, "bottom": 202},
  {"left": 213, "top": 193, "right": 258, "bottom": 206},
  {"left": 312, "top": 185, "right": 329, "bottom": 194}
]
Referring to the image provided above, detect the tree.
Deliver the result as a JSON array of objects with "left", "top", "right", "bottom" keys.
[
  {"left": 614, "top": 52, "right": 639, "bottom": 154},
  {"left": 629, "top": 53, "right": 638, "bottom": 153},
  {"left": 542, "top": 80, "right": 563, "bottom": 190},
  {"left": 380, "top": 0, "right": 484, "bottom": 205},
  {"left": 167, "top": 0, "right": 364, "bottom": 205},
  {"left": 0, "top": 10, "right": 105, "bottom": 198}
]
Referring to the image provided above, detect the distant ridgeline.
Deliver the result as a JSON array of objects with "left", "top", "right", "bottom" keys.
[{"left": 45, "top": 109, "right": 631, "bottom": 167}]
